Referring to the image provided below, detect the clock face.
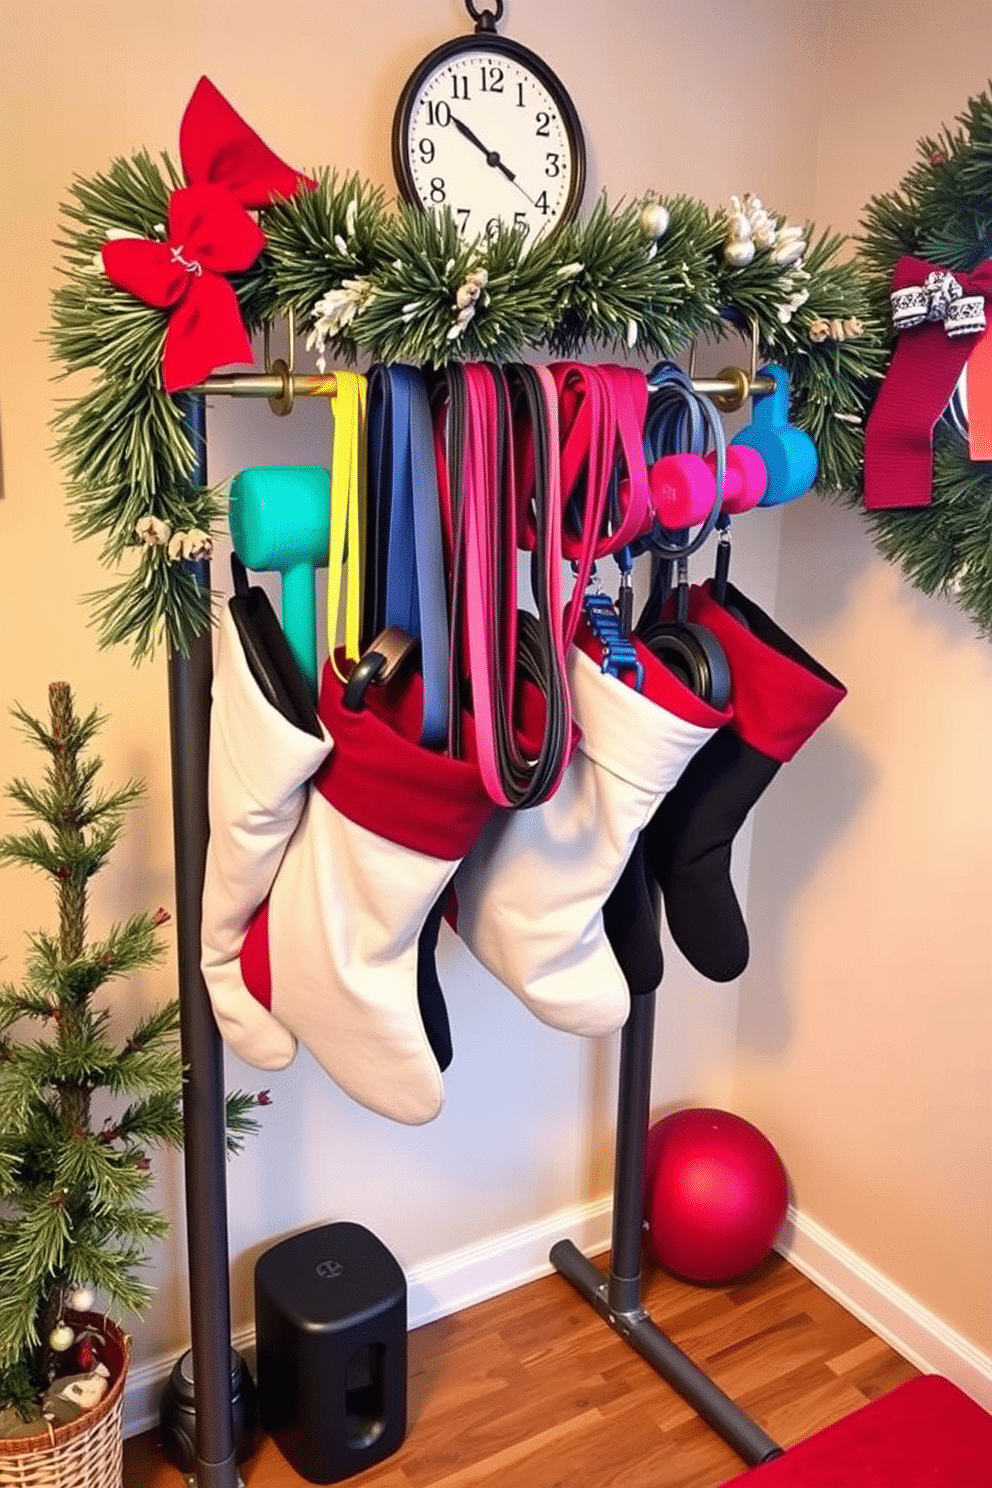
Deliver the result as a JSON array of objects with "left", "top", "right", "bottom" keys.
[{"left": 393, "top": 35, "right": 585, "bottom": 244}]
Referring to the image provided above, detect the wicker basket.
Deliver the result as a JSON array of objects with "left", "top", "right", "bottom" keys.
[{"left": 0, "top": 1314, "right": 131, "bottom": 1488}]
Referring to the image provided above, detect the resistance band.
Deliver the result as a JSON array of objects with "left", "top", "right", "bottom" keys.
[
  {"left": 323, "top": 370, "right": 367, "bottom": 683},
  {"left": 366, "top": 365, "right": 451, "bottom": 747}
]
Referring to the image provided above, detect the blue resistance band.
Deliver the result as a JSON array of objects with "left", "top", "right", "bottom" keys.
[{"left": 367, "top": 366, "right": 450, "bottom": 748}]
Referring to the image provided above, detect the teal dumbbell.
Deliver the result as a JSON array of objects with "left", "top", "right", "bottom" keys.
[
  {"left": 730, "top": 364, "right": 818, "bottom": 506},
  {"left": 229, "top": 467, "right": 331, "bottom": 697}
]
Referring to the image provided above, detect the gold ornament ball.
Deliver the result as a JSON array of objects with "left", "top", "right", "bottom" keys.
[{"left": 49, "top": 1324, "right": 76, "bottom": 1353}]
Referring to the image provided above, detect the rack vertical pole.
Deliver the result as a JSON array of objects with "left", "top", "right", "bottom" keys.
[
  {"left": 167, "top": 395, "right": 240, "bottom": 1488},
  {"left": 550, "top": 986, "right": 783, "bottom": 1469}
]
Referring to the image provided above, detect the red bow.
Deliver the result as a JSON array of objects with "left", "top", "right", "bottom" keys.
[
  {"left": 864, "top": 254, "right": 992, "bottom": 509},
  {"left": 102, "top": 78, "right": 314, "bottom": 393}
]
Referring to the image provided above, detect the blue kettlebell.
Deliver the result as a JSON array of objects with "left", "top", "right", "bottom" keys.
[{"left": 730, "top": 364, "right": 818, "bottom": 506}]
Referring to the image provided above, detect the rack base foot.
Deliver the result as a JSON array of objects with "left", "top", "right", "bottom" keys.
[
  {"left": 549, "top": 1239, "right": 783, "bottom": 1468},
  {"left": 182, "top": 1457, "right": 243, "bottom": 1488}
]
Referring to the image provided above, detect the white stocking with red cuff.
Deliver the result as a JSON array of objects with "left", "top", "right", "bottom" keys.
[
  {"left": 452, "top": 624, "right": 732, "bottom": 1036},
  {"left": 201, "top": 607, "right": 333, "bottom": 1070},
  {"left": 239, "top": 660, "right": 497, "bottom": 1125}
]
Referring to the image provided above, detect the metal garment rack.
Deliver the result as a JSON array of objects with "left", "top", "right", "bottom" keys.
[{"left": 170, "top": 356, "right": 780, "bottom": 1488}]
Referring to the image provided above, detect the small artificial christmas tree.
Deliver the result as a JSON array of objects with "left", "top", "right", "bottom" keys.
[{"left": 0, "top": 682, "right": 259, "bottom": 1425}]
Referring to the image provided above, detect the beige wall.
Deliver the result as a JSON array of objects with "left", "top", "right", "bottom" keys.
[
  {"left": 4, "top": 0, "right": 986, "bottom": 1399},
  {"left": 0, "top": 0, "right": 828, "bottom": 1377},
  {"left": 737, "top": 2, "right": 992, "bottom": 1356}
]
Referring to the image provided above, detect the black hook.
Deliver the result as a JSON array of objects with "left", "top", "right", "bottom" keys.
[{"left": 465, "top": 0, "right": 503, "bottom": 32}]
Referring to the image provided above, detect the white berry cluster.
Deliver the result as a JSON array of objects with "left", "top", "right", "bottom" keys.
[
  {"left": 307, "top": 276, "right": 374, "bottom": 372},
  {"left": 722, "top": 193, "right": 806, "bottom": 269}
]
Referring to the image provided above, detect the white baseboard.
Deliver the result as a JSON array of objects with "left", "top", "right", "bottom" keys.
[
  {"left": 777, "top": 1206, "right": 992, "bottom": 1410},
  {"left": 122, "top": 1196, "right": 614, "bottom": 1439}
]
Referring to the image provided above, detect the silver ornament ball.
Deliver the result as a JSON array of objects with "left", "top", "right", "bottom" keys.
[{"left": 723, "top": 238, "right": 756, "bottom": 267}]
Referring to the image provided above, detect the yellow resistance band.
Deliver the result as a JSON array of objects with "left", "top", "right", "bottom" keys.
[{"left": 319, "top": 371, "right": 367, "bottom": 683}]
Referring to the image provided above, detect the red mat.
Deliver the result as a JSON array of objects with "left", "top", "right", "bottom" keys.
[{"left": 724, "top": 1376, "right": 992, "bottom": 1487}]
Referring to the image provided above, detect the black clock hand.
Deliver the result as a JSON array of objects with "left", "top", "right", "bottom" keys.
[
  {"left": 450, "top": 112, "right": 500, "bottom": 166},
  {"left": 450, "top": 113, "right": 536, "bottom": 204}
]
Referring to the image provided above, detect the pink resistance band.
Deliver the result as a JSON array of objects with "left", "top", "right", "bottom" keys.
[
  {"left": 590, "top": 364, "right": 653, "bottom": 553},
  {"left": 431, "top": 365, "right": 511, "bottom": 804},
  {"left": 434, "top": 364, "right": 580, "bottom": 808},
  {"left": 549, "top": 362, "right": 654, "bottom": 644},
  {"left": 462, "top": 364, "right": 510, "bottom": 803},
  {"left": 433, "top": 362, "right": 659, "bottom": 807}
]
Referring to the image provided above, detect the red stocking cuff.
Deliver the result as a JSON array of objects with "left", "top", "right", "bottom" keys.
[{"left": 690, "top": 583, "right": 846, "bottom": 762}]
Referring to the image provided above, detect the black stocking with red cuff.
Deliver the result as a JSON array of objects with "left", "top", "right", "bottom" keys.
[
  {"left": 646, "top": 581, "right": 845, "bottom": 982},
  {"left": 609, "top": 581, "right": 846, "bottom": 986}
]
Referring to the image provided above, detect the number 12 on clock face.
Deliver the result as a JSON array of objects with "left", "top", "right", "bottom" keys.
[{"left": 392, "top": 35, "right": 586, "bottom": 243}]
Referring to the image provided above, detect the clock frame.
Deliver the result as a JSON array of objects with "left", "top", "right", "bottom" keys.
[{"left": 392, "top": 31, "right": 586, "bottom": 243}]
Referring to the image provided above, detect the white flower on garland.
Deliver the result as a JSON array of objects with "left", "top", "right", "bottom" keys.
[
  {"left": 448, "top": 266, "right": 489, "bottom": 341},
  {"left": 947, "top": 562, "right": 970, "bottom": 597},
  {"left": 307, "top": 277, "right": 374, "bottom": 371},
  {"left": 135, "top": 514, "right": 171, "bottom": 547},
  {"left": 778, "top": 287, "right": 810, "bottom": 324},
  {"left": 332, "top": 201, "right": 360, "bottom": 258},
  {"left": 167, "top": 528, "right": 213, "bottom": 561}
]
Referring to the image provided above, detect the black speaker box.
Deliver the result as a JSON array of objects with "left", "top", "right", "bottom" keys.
[{"left": 254, "top": 1222, "right": 407, "bottom": 1484}]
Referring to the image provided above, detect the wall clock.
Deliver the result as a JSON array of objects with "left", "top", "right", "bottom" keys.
[{"left": 392, "top": 0, "right": 586, "bottom": 243}]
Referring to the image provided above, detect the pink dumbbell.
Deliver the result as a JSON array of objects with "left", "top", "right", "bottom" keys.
[
  {"left": 703, "top": 447, "right": 767, "bottom": 514},
  {"left": 649, "top": 453, "right": 717, "bottom": 531}
]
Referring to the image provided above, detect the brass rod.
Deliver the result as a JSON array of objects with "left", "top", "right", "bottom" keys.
[
  {"left": 694, "top": 373, "right": 775, "bottom": 399},
  {"left": 193, "top": 372, "right": 336, "bottom": 398},
  {"left": 192, "top": 368, "right": 772, "bottom": 408}
]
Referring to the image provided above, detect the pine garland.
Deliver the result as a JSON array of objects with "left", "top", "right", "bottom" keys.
[
  {"left": 854, "top": 84, "right": 992, "bottom": 640},
  {"left": 49, "top": 145, "right": 880, "bottom": 661},
  {"left": 0, "top": 685, "right": 261, "bottom": 1419}
]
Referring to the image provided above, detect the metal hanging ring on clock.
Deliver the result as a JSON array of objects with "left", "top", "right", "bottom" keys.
[{"left": 465, "top": 0, "right": 504, "bottom": 31}]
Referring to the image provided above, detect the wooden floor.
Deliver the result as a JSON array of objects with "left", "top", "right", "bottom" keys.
[{"left": 124, "top": 1251, "right": 918, "bottom": 1488}]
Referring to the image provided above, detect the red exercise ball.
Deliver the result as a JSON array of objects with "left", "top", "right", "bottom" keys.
[{"left": 644, "top": 1108, "right": 788, "bottom": 1283}]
